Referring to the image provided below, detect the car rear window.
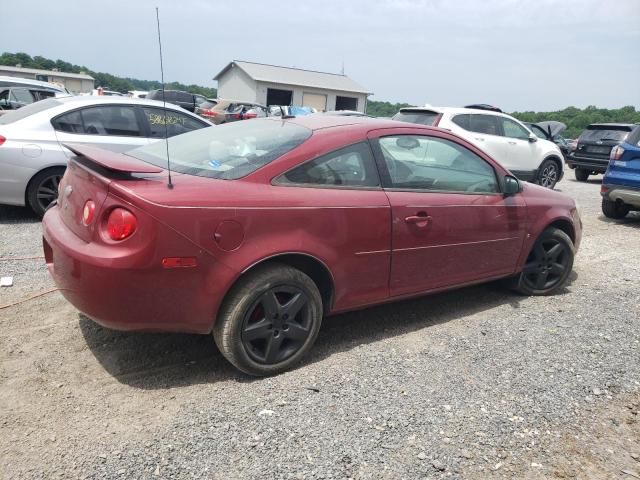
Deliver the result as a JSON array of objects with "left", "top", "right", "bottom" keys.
[
  {"left": 128, "top": 119, "right": 312, "bottom": 180},
  {"left": 579, "top": 126, "right": 631, "bottom": 142},
  {"left": 0, "top": 98, "right": 62, "bottom": 124},
  {"left": 392, "top": 110, "right": 439, "bottom": 125}
]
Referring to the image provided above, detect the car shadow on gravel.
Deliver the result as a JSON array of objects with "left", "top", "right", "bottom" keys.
[
  {"left": 0, "top": 205, "right": 40, "bottom": 224},
  {"left": 79, "top": 272, "right": 578, "bottom": 389},
  {"left": 598, "top": 212, "right": 640, "bottom": 228}
]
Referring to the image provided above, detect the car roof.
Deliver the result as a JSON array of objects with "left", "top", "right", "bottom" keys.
[
  {"left": 280, "top": 114, "right": 436, "bottom": 132},
  {"left": 54, "top": 95, "right": 197, "bottom": 110},
  {"left": 398, "top": 105, "right": 493, "bottom": 115}
]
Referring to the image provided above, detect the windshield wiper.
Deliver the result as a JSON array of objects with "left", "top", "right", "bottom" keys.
[{"left": 598, "top": 137, "right": 622, "bottom": 142}]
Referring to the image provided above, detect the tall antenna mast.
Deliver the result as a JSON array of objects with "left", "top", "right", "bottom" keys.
[{"left": 155, "top": 7, "right": 173, "bottom": 189}]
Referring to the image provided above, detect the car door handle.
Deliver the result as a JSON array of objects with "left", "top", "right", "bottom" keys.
[
  {"left": 405, "top": 213, "right": 432, "bottom": 227},
  {"left": 508, "top": 141, "right": 517, "bottom": 145},
  {"left": 474, "top": 137, "right": 485, "bottom": 142}
]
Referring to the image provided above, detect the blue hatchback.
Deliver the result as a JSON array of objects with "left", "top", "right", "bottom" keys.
[{"left": 601, "top": 124, "right": 640, "bottom": 219}]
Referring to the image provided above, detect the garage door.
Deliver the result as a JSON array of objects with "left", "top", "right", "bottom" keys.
[{"left": 302, "top": 92, "right": 327, "bottom": 112}]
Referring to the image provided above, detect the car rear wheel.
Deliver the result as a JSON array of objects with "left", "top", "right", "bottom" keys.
[
  {"left": 213, "top": 264, "right": 323, "bottom": 376},
  {"left": 537, "top": 159, "right": 560, "bottom": 189},
  {"left": 27, "top": 167, "right": 65, "bottom": 218},
  {"left": 601, "top": 198, "right": 630, "bottom": 219},
  {"left": 514, "top": 227, "right": 574, "bottom": 296},
  {"left": 574, "top": 168, "right": 589, "bottom": 182}
]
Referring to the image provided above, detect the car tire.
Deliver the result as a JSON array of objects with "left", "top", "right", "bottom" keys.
[
  {"left": 27, "top": 167, "right": 65, "bottom": 218},
  {"left": 601, "top": 198, "right": 630, "bottom": 219},
  {"left": 213, "top": 264, "right": 323, "bottom": 376},
  {"left": 537, "top": 158, "right": 560, "bottom": 189},
  {"left": 575, "top": 168, "right": 589, "bottom": 182},
  {"left": 512, "top": 227, "right": 574, "bottom": 296}
]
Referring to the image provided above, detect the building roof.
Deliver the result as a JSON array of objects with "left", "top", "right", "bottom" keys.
[
  {"left": 0, "top": 65, "right": 94, "bottom": 80},
  {"left": 214, "top": 60, "right": 370, "bottom": 95}
]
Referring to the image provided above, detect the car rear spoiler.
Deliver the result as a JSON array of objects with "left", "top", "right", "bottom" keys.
[{"left": 64, "top": 143, "right": 164, "bottom": 174}]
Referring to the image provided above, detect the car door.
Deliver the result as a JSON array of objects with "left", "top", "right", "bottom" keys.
[
  {"left": 369, "top": 128, "right": 527, "bottom": 297},
  {"left": 496, "top": 117, "right": 539, "bottom": 175},
  {"left": 53, "top": 105, "right": 149, "bottom": 156},
  {"left": 461, "top": 113, "right": 502, "bottom": 153}
]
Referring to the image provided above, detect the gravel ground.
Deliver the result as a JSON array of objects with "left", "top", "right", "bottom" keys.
[{"left": 0, "top": 174, "right": 639, "bottom": 480}]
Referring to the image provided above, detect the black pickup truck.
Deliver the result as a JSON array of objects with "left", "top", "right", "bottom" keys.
[{"left": 568, "top": 123, "right": 635, "bottom": 181}]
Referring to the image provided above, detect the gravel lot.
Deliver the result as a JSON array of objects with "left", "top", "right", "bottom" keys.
[{"left": 1, "top": 174, "right": 639, "bottom": 480}]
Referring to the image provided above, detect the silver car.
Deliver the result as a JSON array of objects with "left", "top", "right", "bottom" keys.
[{"left": 0, "top": 96, "right": 212, "bottom": 216}]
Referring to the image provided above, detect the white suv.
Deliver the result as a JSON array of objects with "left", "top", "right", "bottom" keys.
[{"left": 392, "top": 106, "right": 564, "bottom": 189}]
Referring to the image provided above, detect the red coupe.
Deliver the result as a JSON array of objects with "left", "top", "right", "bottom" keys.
[{"left": 42, "top": 116, "right": 581, "bottom": 375}]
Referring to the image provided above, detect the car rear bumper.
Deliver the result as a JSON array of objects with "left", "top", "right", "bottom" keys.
[
  {"left": 602, "top": 184, "right": 640, "bottom": 209},
  {"left": 42, "top": 205, "right": 233, "bottom": 334},
  {"left": 566, "top": 155, "right": 608, "bottom": 172}
]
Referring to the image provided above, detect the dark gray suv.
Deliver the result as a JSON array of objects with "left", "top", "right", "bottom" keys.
[{"left": 568, "top": 123, "right": 635, "bottom": 181}]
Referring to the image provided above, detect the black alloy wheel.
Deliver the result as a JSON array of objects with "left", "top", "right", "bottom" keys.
[
  {"left": 517, "top": 228, "right": 574, "bottom": 295},
  {"left": 213, "top": 264, "right": 323, "bottom": 376},
  {"left": 601, "top": 198, "right": 630, "bottom": 219},
  {"left": 27, "top": 167, "right": 66, "bottom": 217},
  {"left": 242, "top": 286, "right": 312, "bottom": 364},
  {"left": 538, "top": 159, "right": 559, "bottom": 189}
]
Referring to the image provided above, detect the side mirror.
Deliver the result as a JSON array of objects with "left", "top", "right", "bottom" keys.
[
  {"left": 528, "top": 133, "right": 538, "bottom": 143},
  {"left": 503, "top": 175, "right": 521, "bottom": 196}
]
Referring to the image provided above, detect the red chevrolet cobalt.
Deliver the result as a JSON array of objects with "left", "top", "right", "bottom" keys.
[{"left": 43, "top": 116, "right": 581, "bottom": 375}]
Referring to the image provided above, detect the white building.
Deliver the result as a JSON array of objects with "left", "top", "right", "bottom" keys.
[
  {"left": 0, "top": 65, "right": 94, "bottom": 94},
  {"left": 214, "top": 60, "right": 371, "bottom": 113}
]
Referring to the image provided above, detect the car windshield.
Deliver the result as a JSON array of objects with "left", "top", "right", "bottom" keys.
[
  {"left": 392, "top": 110, "right": 439, "bottom": 126},
  {"left": 0, "top": 98, "right": 62, "bottom": 124},
  {"left": 579, "top": 127, "right": 630, "bottom": 142},
  {"left": 128, "top": 119, "right": 312, "bottom": 180}
]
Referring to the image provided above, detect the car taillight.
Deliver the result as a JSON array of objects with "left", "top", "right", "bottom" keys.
[
  {"left": 601, "top": 185, "right": 609, "bottom": 194},
  {"left": 244, "top": 113, "right": 257, "bottom": 119},
  {"left": 82, "top": 200, "right": 96, "bottom": 225},
  {"left": 609, "top": 145, "right": 624, "bottom": 161},
  {"left": 106, "top": 208, "right": 137, "bottom": 241},
  {"left": 0, "top": 135, "right": 5, "bottom": 146}
]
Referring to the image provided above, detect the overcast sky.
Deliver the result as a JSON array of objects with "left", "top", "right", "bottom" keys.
[{"left": 2, "top": 0, "right": 639, "bottom": 111}]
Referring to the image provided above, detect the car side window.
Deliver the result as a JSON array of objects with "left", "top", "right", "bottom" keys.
[
  {"left": 467, "top": 114, "right": 500, "bottom": 136},
  {"left": 79, "top": 106, "right": 142, "bottom": 136},
  {"left": 377, "top": 135, "right": 498, "bottom": 193},
  {"left": 278, "top": 142, "right": 379, "bottom": 187},
  {"left": 501, "top": 118, "right": 531, "bottom": 140},
  {"left": 142, "top": 107, "right": 208, "bottom": 138},
  {"left": 52, "top": 110, "right": 84, "bottom": 133},
  {"left": 451, "top": 114, "right": 470, "bottom": 130}
]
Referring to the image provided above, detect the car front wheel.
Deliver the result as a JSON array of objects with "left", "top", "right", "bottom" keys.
[
  {"left": 602, "top": 198, "right": 630, "bottom": 219},
  {"left": 213, "top": 264, "right": 323, "bottom": 376},
  {"left": 514, "top": 227, "right": 574, "bottom": 296},
  {"left": 537, "top": 159, "right": 560, "bottom": 189}
]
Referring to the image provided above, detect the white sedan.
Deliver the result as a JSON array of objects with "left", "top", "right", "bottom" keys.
[{"left": 0, "top": 96, "right": 212, "bottom": 216}]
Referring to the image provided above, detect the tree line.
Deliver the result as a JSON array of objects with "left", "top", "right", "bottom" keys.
[
  {"left": 0, "top": 52, "right": 217, "bottom": 98},
  {"left": 2, "top": 52, "right": 637, "bottom": 138}
]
